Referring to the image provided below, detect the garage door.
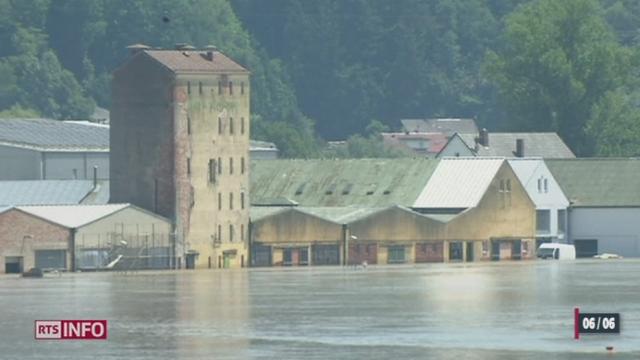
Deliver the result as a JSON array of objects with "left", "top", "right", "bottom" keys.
[
  {"left": 415, "top": 242, "right": 444, "bottom": 263},
  {"left": 575, "top": 239, "right": 598, "bottom": 258},
  {"left": 348, "top": 243, "right": 377, "bottom": 265},
  {"left": 312, "top": 244, "right": 340, "bottom": 265},
  {"left": 35, "top": 250, "right": 66, "bottom": 270}
]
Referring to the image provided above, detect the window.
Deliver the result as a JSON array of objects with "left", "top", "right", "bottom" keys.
[
  {"left": 218, "top": 81, "right": 222, "bottom": 95},
  {"left": 229, "top": 81, "right": 233, "bottom": 95},
  {"left": 537, "top": 178, "right": 542, "bottom": 193},
  {"left": 506, "top": 179, "right": 511, "bottom": 192},
  {"left": 187, "top": 115, "right": 191, "bottom": 134},
  {"left": 241, "top": 117, "right": 245, "bottom": 134},
  {"left": 218, "top": 117, "right": 222, "bottom": 134},
  {"left": 241, "top": 192, "right": 245, "bottom": 209},
  {"left": 218, "top": 193, "right": 222, "bottom": 210},
  {"left": 536, "top": 209, "right": 551, "bottom": 234},
  {"left": 499, "top": 179, "right": 505, "bottom": 192},
  {"left": 240, "top": 81, "right": 244, "bottom": 95},
  {"left": 558, "top": 209, "right": 566, "bottom": 234},
  {"left": 230, "top": 117, "right": 234, "bottom": 134},
  {"left": 218, "top": 224, "right": 222, "bottom": 242},
  {"left": 241, "top": 224, "right": 245, "bottom": 241},
  {"left": 229, "top": 192, "right": 234, "bottom": 210},
  {"left": 230, "top": 224, "right": 234, "bottom": 242},
  {"left": 229, "top": 157, "right": 234, "bottom": 174},
  {"left": 209, "top": 159, "right": 215, "bottom": 183},
  {"left": 187, "top": 81, "right": 191, "bottom": 95},
  {"left": 544, "top": 179, "right": 549, "bottom": 193},
  {"left": 198, "top": 82, "right": 203, "bottom": 95},
  {"left": 241, "top": 157, "right": 245, "bottom": 174},
  {"left": 388, "top": 246, "right": 406, "bottom": 264},
  {"left": 187, "top": 158, "right": 191, "bottom": 175},
  {"left": 217, "top": 157, "right": 222, "bottom": 174}
]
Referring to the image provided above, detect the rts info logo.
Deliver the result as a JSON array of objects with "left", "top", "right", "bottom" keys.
[{"left": 35, "top": 320, "right": 108, "bottom": 340}]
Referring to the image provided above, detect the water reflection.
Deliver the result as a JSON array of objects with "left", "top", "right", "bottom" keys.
[{"left": 1, "top": 261, "right": 639, "bottom": 359}]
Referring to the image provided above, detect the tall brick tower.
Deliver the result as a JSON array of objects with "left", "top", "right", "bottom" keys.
[{"left": 111, "top": 44, "right": 250, "bottom": 269}]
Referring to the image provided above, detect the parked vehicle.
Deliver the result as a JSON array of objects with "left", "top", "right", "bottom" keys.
[{"left": 537, "top": 243, "right": 576, "bottom": 260}]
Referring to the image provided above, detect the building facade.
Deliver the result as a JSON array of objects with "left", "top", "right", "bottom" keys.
[{"left": 111, "top": 45, "right": 250, "bottom": 269}]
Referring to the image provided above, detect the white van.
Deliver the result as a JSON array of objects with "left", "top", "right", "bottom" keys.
[{"left": 537, "top": 243, "right": 576, "bottom": 260}]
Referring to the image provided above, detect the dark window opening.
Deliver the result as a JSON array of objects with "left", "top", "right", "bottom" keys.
[
  {"left": 229, "top": 81, "right": 233, "bottom": 95},
  {"left": 230, "top": 117, "right": 234, "bottom": 134},
  {"left": 230, "top": 192, "right": 234, "bottom": 210},
  {"left": 229, "top": 157, "right": 234, "bottom": 174},
  {"left": 241, "top": 117, "right": 245, "bottom": 134},
  {"left": 198, "top": 82, "right": 203, "bottom": 95},
  {"left": 241, "top": 157, "right": 245, "bottom": 174},
  {"left": 241, "top": 82, "right": 244, "bottom": 95}
]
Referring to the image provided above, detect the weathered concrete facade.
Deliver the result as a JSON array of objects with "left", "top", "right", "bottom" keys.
[
  {"left": 0, "top": 208, "right": 71, "bottom": 273},
  {"left": 111, "top": 48, "right": 250, "bottom": 269}
]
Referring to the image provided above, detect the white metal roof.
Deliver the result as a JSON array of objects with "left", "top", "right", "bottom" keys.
[
  {"left": 16, "top": 204, "right": 129, "bottom": 228},
  {"left": 413, "top": 157, "right": 505, "bottom": 208}
]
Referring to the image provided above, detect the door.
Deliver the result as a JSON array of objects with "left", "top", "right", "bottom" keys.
[
  {"left": 449, "top": 242, "right": 463, "bottom": 261},
  {"left": 223, "top": 254, "right": 231, "bottom": 268},
  {"left": 251, "top": 245, "right": 272, "bottom": 267},
  {"left": 5, "top": 256, "right": 23, "bottom": 274},
  {"left": 185, "top": 253, "right": 196, "bottom": 269},
  {"left": 512, "top": 240, "right": 522, "bottom": 260},
  {"left": 35, "top": 250, "right": 67, "bottom": 270},
  {"left": 312, "top": 244, "right": 339, "bottom": 265},
  {"left": 491, "top": 241, "right": 500, "bottom": 261},
  {"left": 499, "top": 242, "right": 512, "bottom": 259},
  {"left": 574, "top": 239, "right": 598, "bottom": 258},
  {"left": 466, "top": 242, "right": 474, "bottom": 262},
  {"left": 348, "top": 243, "right": 377, "bottom": 265},
  {"left": 387, "top": 246, "right": 406, "bottom": 264}
]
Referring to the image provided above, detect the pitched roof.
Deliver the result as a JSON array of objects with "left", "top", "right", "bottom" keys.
[
  {"left": 143, "top": 50, "right": 248, "bottom": 73},
  {"left": 250, "top": 158, "right": 439, "bottom": 207},
  {"left": 459, "top": 132, "right": 575, "bottom": 158},
  {"left": 0, "top": 118, "right": 108, "bottom": 151},
  {"left": 16, "top": 204, "right": 129, "bottom": 228},
  {"left": 0, "top": 180, "right": 100, "bottom": 206},
  {"left": 413, "top": 157, "right": 505, "bottom": 208},
  {"left": 401, "top": 118, "right": 478, "bottom": 134},
  {"left": 381, "top": 132, "right": 448, "bottom": 155},
  {"left": 546, "top": 158, "right": 640, "bottom": 207}
]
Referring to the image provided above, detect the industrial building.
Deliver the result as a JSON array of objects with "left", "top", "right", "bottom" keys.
[
  {"left": 548, "top": 158, "right": 640, "bottom": 258},
  {"left": 0, "top": 204, "right": 172, "bottom": 274},
  {"left": 111, "top": 44, "right": 251, "bottom": 269}
]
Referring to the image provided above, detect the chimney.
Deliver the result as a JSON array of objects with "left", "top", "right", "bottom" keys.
[
  {"left": 479, "top": 128, "right": 489, "bottom": 147},
  {"left": 93, "top": 166, "right": 98, "bottom": 188},
  {"left": 126, "top": 43, "right": 150, "bottom": 56},
  {"left": 515, "top": 138, "right": 525, "bottom": 158},
  {"left": 204, "top": 45, "right": 217, "bottom": 61}
]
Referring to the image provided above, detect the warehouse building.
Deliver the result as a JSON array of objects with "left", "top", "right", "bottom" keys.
[
  {"left": 0, "top": 204, "right": 172, "bottom": 273},
  {"left": 547, "top": 158, "right": 640, "bottom": 258}
]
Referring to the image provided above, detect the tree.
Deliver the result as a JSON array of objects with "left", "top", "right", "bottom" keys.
[
  {"left": 485, "top": 0, "right": 636, "bottom": 155},
  {"left": 586, "top": 90, "right": 640, "bottom": 156}
]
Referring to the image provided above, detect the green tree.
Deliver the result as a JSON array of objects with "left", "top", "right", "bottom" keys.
[
  {"left": 586, "top": 90, "right": 640, "bottom": 156},
  {"left": 485, "top": 0, "right": 636, "bottom": 155}
]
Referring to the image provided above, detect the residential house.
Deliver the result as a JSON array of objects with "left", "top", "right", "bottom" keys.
[{"left": 509, "top": 158, "right": 569, "bottom": 247}]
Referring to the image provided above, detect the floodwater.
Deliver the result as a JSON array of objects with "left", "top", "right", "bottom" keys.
[{"left": 1, "top": 260, "right": 639, "bottom": 359}]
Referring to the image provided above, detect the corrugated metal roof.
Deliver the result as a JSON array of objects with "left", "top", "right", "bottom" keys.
[
  {"left": 0, "top": 118, "right": 108, "bottom": 151},
  {"left": 546, "top": 158, "right": 640, "bottom": 207},
  {"left": 17, "top": 204, "right": 129, "bottom": 228},
  {"left": 413, "top": 158, "right": 505, "bottom": 208},
  {"left": 250, "top": 158, "right": 439, "bottom": 207},
  {"left": 459, "top": 133, "right": 575, "bottom": 158},
  {"left": 0, "top": 180, "right": 96, "bottom": 206},
  {"left": 144, "top": 50, "right": 248, "bottom": 73}
]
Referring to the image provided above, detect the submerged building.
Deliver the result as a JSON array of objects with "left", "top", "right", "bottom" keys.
[{"left": 111, "top": 44, "right": 250, "bottom": 269}]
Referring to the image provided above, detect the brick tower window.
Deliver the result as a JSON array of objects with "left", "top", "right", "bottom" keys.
[
  {"left": 218, "top": 193, "right": 222, "bottom": 210},
  {"left": 230, "top": 117, "right": 234, "bottom": 135},
  {"left": 241, "top": 157, "right": 245, "bottom": 174},
  {"left": 218, "top": 117, "right": 222, "bottom": 134},
  {"left": 241, "top": 82, "right": 244, "bottom": 95},
  {"left": 229, "top": 157, "right": 233, "bottom": 174},
  {"left": 229, "top": 81, "right": 233, "bottom": 95},
  {"left": 241, "top": 117, "right": 245, "bottom": 134}
]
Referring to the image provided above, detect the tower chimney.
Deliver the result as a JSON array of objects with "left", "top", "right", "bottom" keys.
[
  {"left": 515, "top": 138, "right": 525, "bottom": 158},
  {"left": 204, "top": 45, "right": 217, "bottom": 61},
  {"left": 479, "top": 128, "right": 489, "bottom": 147}
]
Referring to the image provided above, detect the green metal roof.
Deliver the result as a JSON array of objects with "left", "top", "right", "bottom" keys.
[
  {"left": 546, "top": 158, "right": 640, "bottom": 207},
  {"left": 250, "top": 158, "right": 439, "bottom": 207}
]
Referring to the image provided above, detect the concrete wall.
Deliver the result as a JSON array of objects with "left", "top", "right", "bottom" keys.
[
  {"left": 176, "top": 72, "right": 250, "bottom": 269},
  {"left": 251, "top": 209, "right": 343, "bottom": 245},
  {"left": 569, "top": 207, "right": 640, "bottom": 257},
  {"left": 0, "top": 145, "right": 41, "bottom": 180},
  {"left": 0, "top": 209, "right": 71, "bottom": 273},
  {"left": 43, "top": 152, "right": 109, "bottom": 180}
]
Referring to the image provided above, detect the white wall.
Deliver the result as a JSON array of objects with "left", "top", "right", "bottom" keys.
[
  {"left": 570, "top": 208, "right": 640, "bottom": 257},
  {"left": 437, "top": 136, "right": 474, "bottom": 157},
  {"left": 509, "top": 159, "right": 569, "bottom": 241}
]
